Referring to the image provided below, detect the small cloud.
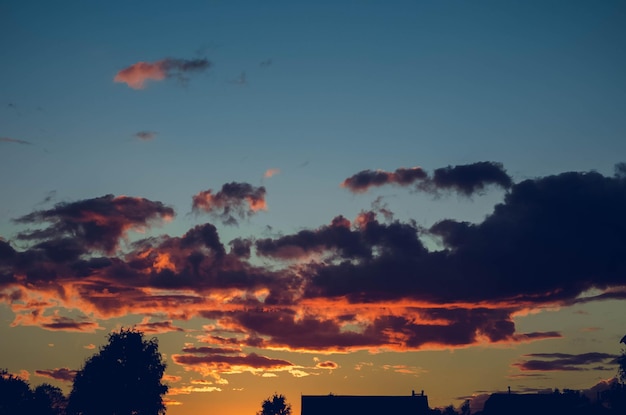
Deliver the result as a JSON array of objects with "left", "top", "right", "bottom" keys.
[
  {"left": 264, "top": 168, "right": 280, "bottom": 178},
  {"left": 114, "top": 57, "right": 212, "bottom": 89},
  {"left": 341, "top": 167, "right": 427, "bottom": 193},
  {"left": 163, "top": 374, "right": 182, "bottom": 383},
  {"left": 163, "top": 398, "right": 183, "bottom": 406},
  {"left": 315, "top": 361, "right": 339, "bottom": 370},
  {"left": 134, "top": 131, "right": 157, "bottom": 141},
  {"left": 35, "top": 368, "right": 77, "bottom": 382},
  {"left": 1, "top": 137, "right": 32, "bottom": 145},
  {"left": 289, "top": 369, "right": 311, "bottom": 378},
  {"left": 136, "top": 318, "right": 185, "bottom": 334},
  {"left": 381, "top": 364, "right": 426, "bottom": 375},
  {"left": 513, "top": 352, "right": 618, "bottom": 372},
  {"left": 192, "top": 182, "right": 267, "bottom": 225}
]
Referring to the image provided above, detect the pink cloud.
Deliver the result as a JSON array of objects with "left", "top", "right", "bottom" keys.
[
  {"left": 114, "top": 58, "right": 211, "bottom": 89},
  {"left": 264, "top": 168, "right": 280, "bottom": 178},
  {"left": 114, "top": 61, "right": 167, "bottom": 89}
]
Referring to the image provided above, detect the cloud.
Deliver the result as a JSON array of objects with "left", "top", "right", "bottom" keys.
[
  {"left": 513, "top": 352, "right": 619, "bottom": 372},
  {"left": 35, "top": 367, "right": 77, "bottom": 382},
  {"left": 315, "top": 361, "right": 339, "bottom": 369},
  {"left": 134, "top": 131, "right": 157, "bottom": 141},
  {"left": 192, "top": 182, "right": 267, "bottom": 225},
  {"left": 1, "top": 136, "right": 32, "bottom": 145},
  {"left": 2, "top": 164, "right": 626, "bottom": 354},
  {"left": 382, "top": 364, "right": 425, "bottom": 375},
  {"left": 114, "top": 58, "right": 211, "bottom": 89},
  {"left": 172, "top": 347, "right": 294, "bottom": 378},
  {"left": 264, "top": 168, "right": 280, "bottom": 178},
  {"left": 14, "top": 194, "right": 174, "bottom": 254},
  {"left": 135, "top": 318, "right": 186, "bottom": 334},
  {"left": 341, "top": 162, "right": 511, "bottom": 195},
  {"left": 428, "top": 161, "right": 512, "bottom": 195},
  {"left": 341, "top": 167, "right": 427, "bottom": 193}
]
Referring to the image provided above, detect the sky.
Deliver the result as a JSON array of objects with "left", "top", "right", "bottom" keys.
[{"left": 1, "top": 1, "right": 626, "bottom": 414}]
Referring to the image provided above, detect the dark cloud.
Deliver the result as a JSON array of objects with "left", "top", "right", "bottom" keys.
[
  {"left": 198, "top": 307, "right": 555, "bottom": 352},
  {"left": 192, "top": 182, "right": 266, "bottom": 225},
  {"left": 341, "top": 167, "right": 427, "bottom": 193},
  {"left": 1, "top": 136, "right": 32, "bottom": 145},
  {"left": 181, "top": 346, "right": 242, "bottom": 355},
  {"left": 35, "top": 368, "right": 77, "bottom": 382},
  {"left": 341, "top": 162, "right": 511, "bottom": 195},
  {"left": 114, "top": 57, "right": 211, "bottom": 89},
  {"left": 134, "top": 131, "right": 157, "bottom": 141},
  {"left": 255, "top": 216, "right": 372, "bottom": 260},
  {"left": 428, "top": 161, "right": 512, "bottom": 195},
  {"left": 134, "top": 320, "right": 185, "bottom": 334},
  {"left": 2, "top": 164, "right": 626, "bottom": 353},
  {"left": 229, "top": 238, "right": 252, "bottom": 258},
  {"left": 14, "top": 194, "right": 174, "bottom": 254},
  {"left": 39, "top": 316, "right": 100, "bottom": 332},
  {"left": 172, "top": 348, "right": 294, "bottom": 375},
  {"left": 513, "top": 352, "right": 618, "bottom": 371}
]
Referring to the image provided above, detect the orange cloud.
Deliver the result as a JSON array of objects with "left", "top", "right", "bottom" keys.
[
  {"left": 114, "top": 58, "right": 211, "bottom": 89},
  {"left": 264, "top": 168, "right": 280, "bottom": 178},
  {"left": 114, "top": 61, "right": 166, "bottom": 89},
  {"left": 192, "top": 182, "right": 267, "bottom": 225}
]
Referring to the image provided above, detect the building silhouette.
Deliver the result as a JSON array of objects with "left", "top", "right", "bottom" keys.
[{"left": 301, "top": 390, "right": 430, "bottom": 415}]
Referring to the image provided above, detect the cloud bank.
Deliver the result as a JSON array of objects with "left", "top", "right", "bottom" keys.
[{"left": 1, "top": 162, "right": 625, "bottom": 371}]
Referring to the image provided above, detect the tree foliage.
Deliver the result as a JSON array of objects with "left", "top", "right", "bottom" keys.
[
  {"left": 258, "top": 393, "right": 292, "bottom": 415},
  {"left": 67, "top": 328, "right": 168, "bottom": 415},
  {"left": 618, "top": 349, "right": 626, "bottom": 384},
  {"left": 0, "top": 369, "right": 35, "bottom": 413},
  {"left": 33, "top": 383, "right": 69, "bottom": 415}
]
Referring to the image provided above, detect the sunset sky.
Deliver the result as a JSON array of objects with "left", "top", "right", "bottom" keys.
[{"left": 1, "top": 1, "right": 626, "bottom": 414}]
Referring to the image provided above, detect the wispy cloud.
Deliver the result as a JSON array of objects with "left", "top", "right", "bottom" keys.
[
  {"left": 342, "top": 162, "right": 511, "bottom": 195},
  {"left": 264, "top": 168, "right": 280, "bottom": 178},
  {"left": 114, "top": 58, "right": 211, "bottom": 89},
  {"left": 1, "top": 136, "right": 32, "bottom": 145},
  {"left": 35, "top": 367, "right": 77, "bottom": 382},
  {"left": 341, "top": 167, "right": 427, "bottom": 193},
  {"left": 513, "top": 352, "right": 619, "bottom": 372},
  {"left": 134, "top": 131, "right": 157, "bottom": 141}
]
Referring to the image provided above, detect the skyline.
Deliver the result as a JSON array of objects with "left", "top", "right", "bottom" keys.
[{"left": 2, "top": 1, "right": 626, "bottom": 414}]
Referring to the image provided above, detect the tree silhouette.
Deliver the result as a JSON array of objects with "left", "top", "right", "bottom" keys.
[
  {"left": 618, "top": 348, "right": 626, "bottom": 384},
  {"left": 33, "top": 383, "right": 68, "bottom": 415},
  {"left": 0, "top": 369, "right": 35, "bottom": 413},
  {"left": 67, "top": 328, "right": 168, "bottom": 415},
  {"left": 258, "top": 393, "right": 292, "bottom": 415}
]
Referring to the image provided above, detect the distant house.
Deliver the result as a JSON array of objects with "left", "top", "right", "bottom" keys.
[{"left": 301, "top": 391, "right": 430, "bottom": 415}]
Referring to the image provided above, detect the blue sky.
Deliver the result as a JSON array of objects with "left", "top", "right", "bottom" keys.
[{"left": 1, "top": 1, "right": 626, "bottom": 414}]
